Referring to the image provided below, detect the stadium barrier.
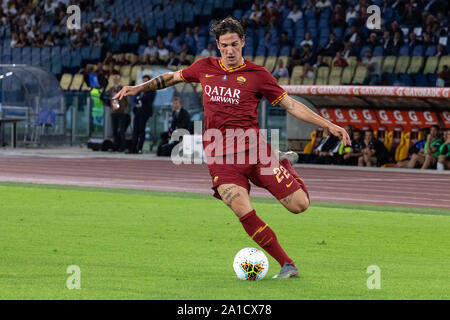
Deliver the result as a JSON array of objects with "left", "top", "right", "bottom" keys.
[{"left": 283, "top": 85, "right": 450, "bottom": 162}]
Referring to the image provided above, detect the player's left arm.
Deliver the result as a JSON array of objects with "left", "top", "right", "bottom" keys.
[{"left": 279, "top": 95, "right": 351, "bottom": 146}]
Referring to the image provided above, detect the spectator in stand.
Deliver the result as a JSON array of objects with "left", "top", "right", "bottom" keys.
[
  {"left": 166, "top": 51, "right": 180, "bottom": 68},
  {"left": 437, "top": 128, "right": 450, "bottom": 171},
  {"left": 44, "top": 0, "right": 57, "bottom": 16},
  {"left": 200, "top": 43, "right": 217, "bottom": 57},
  {"left": 345, "top": 4, "right": 357, "bottom": 24},
  {"left": 351, "top": 11, "right": 365, "bottom": 28},
  {"left": 120, "top": 17, "right": 133, "bottom": 32},
  {"left": 157, "top": 42, "right": 169, "bottom": 58},
  {"left": 133, "top": 18, "right": 147, "bottom": 44},
  {"left": 362, "top": 49, "right": 381, "bottom": 85},
  {"left": 298, "top": 127, "right": 341, "bottom": 164},
  {"left": 341, "top": 41, "right": 357, "bottom": 59},
  {"left": 164, "top": 32, "right": 178, "bottom": 52},
  {"left": 436, "top": 65, "right": 450, "bottom": 87},
  {"left": 435, "top": 43, "right": 447, "bottom": 57},
  {"left": 381, "top": 31, "right": 393, "bottom": 55},
  {"left": 319, "top": 33, "right": 342, "bottom": 57},
  {"left": 92, "top": 10, "right": 104, "bottom": 25},
  {"left": 332, "top": 51, "right": 348, "bottom": 68},
  {"left": 272, "top": 59, "right": 289, "bottom": 79},
  {"left": 313, "top": 54, "right": 329, "bottom": 69},
  {"left": 315, "top": 0, "right": 332, "bottom": 15},
  {"left": 144, "top": 39, "right": 158, "bottom": 56},
  {"left": 249, "top": 4, "right": 265, "bottom": 26},
  {"left": 43, "top": 34, "right": 54, "bottom": 47},
  {"left": 365, "top": 32, "right": 380, "bottom": 50},
  {"left": 183, "top": 27, "right": 195, "bottom": 50},
  {"left": 279, "top": 31, "right": 292, "bottom": 49},
  {"left": 262, "top": 32, "right": 275, "bottom": 51},
  {"left": 178, "top": 42, "right": 194, "bottom": 56},
  {"left": 407, "top": 31, "right": 422, "bottom": 52},
  {"left": 407, "top": 125, "right": 443, "bottom": 169},
  {"left": 266, "top": 5, "right": 280, "bottom": 23},
  {"left": 109, "top": 19, "right": 119, "bottom": 38},
  {"left": 92, "top": 32, "right": 103, "bottom": 47},
  {"left": 52, "top": 25, "right": 66, "bottom": 46},
  {"left": 299, "top": 44, "right": 315, "bottom": 66},
  {"left": 10, "top": 32, "right": 19, "bottom": 48},
  {"left": 401, "top": 1, "right": 422, "bottom": 27},
  {"left": 345, "top": 25, "right": 362, "bottom": 46},
  {"left": 287, "top": 4, "right": 303, "bottom": 23},
  {"left": 104, "top": 11, "right": 113, "bottom": 29},
  {"left": 358, "top": 130, "right": 391, "bottom": 167},
  {"left": 148, "top": 52, "right": 164, "bottom": 66},
  {"left": 288, "top": 47, "right": 302, "bottom": 71},
  {"left": 339, "top": 128, "right": 364, "bottom": 166},
  {"left": 300, "top": 32, "right": 314, "bottom": 48},
  {"left": 177, "top": 52, "right": 192, "bottom": 66},
  {"left": 330, "top": 11, "right": 347, "bottom": 29},
  {"left": 300, "top": 62, "right": 315, "bottom": 80},
  {"left": 390, "top": 31, "right": 404, "bottom": 55}
]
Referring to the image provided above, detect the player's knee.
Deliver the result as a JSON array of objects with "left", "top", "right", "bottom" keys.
[{"left": 289, "top": 196, "right": 310, "bottom": 214}]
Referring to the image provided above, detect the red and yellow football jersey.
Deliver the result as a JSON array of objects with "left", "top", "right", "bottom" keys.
[{"left": 179, "top": 57, "right": 287, "bottom": 154}]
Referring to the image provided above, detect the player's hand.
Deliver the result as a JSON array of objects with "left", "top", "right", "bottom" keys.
[
  {"left": 112, "top": 86, "right": 139, "bottom": 100},
  {"left": 328, "top": 124, "right": 351, "bottom": 146}
]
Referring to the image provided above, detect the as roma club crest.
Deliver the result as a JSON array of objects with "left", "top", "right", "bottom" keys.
[{"left": 236, "top": 76, "right": 246, "bottom": 85}]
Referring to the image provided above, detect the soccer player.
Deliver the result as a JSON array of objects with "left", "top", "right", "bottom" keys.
[{"left": 113, "top": 17, "right": 351, "bottom": 279}]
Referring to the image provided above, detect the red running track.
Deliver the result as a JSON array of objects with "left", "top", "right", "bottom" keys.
[{"left": 0, "top": 156, "right": 449, "bottom": 209}]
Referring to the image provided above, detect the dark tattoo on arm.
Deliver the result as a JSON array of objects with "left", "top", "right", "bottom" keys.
[{"left": 143, "top": 73, "right": 172, "bottom": 91}]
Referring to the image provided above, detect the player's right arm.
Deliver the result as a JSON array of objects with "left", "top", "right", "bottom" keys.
[{"left": 112, "top": 71, "right": 184, "bottom": 100}]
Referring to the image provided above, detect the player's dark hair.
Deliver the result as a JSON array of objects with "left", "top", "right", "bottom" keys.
[{"left": 210, "top": 16, "right": 245, "bottom": 41}]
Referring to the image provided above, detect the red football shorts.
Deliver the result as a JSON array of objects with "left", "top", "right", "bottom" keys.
[{"left": 207, "top": 151, "right": 302, "bottom": 201}]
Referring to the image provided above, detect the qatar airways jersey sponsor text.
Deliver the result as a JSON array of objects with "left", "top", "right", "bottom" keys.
[{"left": 204, "top": 85, "right": 241, "bottom": 105}]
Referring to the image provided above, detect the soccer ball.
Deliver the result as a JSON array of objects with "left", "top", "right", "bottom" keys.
[{"left": 233, "top": 247, "right": 269, "bottom": 281}]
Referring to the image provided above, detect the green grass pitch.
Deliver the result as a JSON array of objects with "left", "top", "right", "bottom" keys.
[{"left": 0, "top": 182, "right": 449, "bottom": 300}]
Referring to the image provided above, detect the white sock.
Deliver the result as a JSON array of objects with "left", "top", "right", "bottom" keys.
[{"left": 437, "top": 162, "right": 444, "bottom": 171}]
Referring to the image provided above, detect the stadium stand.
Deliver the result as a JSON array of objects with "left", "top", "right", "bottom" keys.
[{"left": 0, "top": 0, "right": 449, "bottom": 168}]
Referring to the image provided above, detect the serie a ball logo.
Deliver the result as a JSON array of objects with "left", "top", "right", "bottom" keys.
[{"left": 233, "top": 247, "right": 269, "bottom": 281}]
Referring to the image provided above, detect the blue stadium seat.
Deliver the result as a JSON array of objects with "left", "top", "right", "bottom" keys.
[
  {"left": 373, "top": 45, "right": 384, "bottom": 56},
  {"left": 333, "top": 27, "right": 344, "bottom": 39},
  {"left": 282, "top": 19, "right": 293, "bottom": 31},
  {"left": 51, "top": 56, "right": 62, "bottom": 75},
  {"left": 412, "top": 45, "right": 424, "bottom": 57},
  {"left": 280, "top": 45, "right": 291, "bottom": 56},
  {"left": 427, "top": 74, "right": 437, "bottom": 86},
  {"left": 233, "top": 9, "right": 243, "bottom": 20},
  {"left": 50, "top": 46, "right": 61, "bottom": 58},
  {"left": 31, "top": 47, "right": 41, "bottom": 66},
  {"left": 256, "top": 45, "right": 266, "bottom": 56},
  {"left": 81, "top": 46, "right": 91, "bottom": 61},
  {"left": 412, "top": 74, "right": 427, "bottom": 87},
  {"left": 398, "top": 45, "right": 410, "bottom": 56},
  {"left": 268, "top": 45, "right": 278, "bottom": 57},
  {"left": 399, "top": 74, "right": 412, "bottom": 86},
  {"left": 243, "top": 45, "right": 254, "bottom": 57},
  {"left": 11, "top": 48, "right": 21, "bottom": 64},
  {"left": 359, "top": 45, "right": 372, "bottom": 57}
]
